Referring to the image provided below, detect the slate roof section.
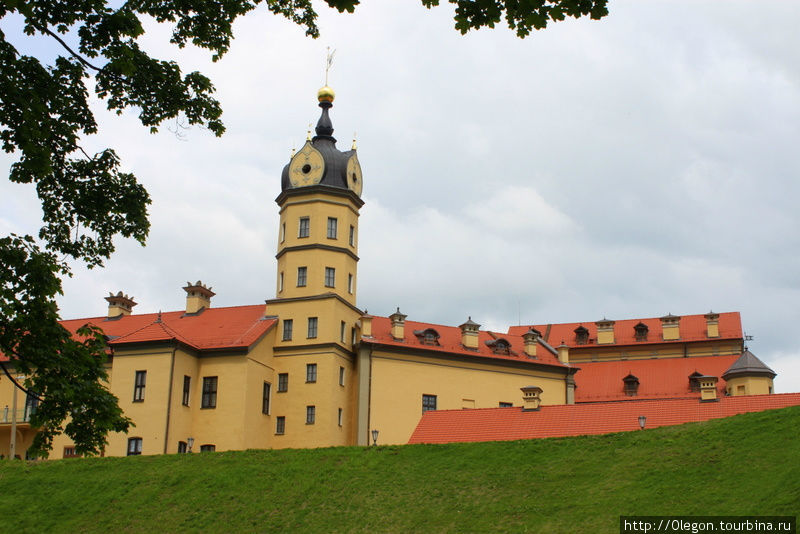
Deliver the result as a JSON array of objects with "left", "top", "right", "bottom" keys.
[
  {"left": 408, "top": 393, "right": 800, "bottom": 444},
  {"left": 58, "top": 305, "right": 275, "bottom": 352},
  {"left": 507, "top": 312, "right": 742, "bottom": 348},
  {"left": 722, "top": 350, "right": 776, "bottom": 379},
  {"left": 363, "top": 316, "right": 567, "bottom": 369},
  {"left": 573, "top": 354, "right": 741, "bottom": 402}
]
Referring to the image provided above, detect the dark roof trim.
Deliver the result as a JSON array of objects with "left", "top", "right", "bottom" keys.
[
  {"left": 275, "top": 184, "right": 364, "bottom": 208},
  {"left": 265, "top": 292, "right": 363, "bottom": 316}
]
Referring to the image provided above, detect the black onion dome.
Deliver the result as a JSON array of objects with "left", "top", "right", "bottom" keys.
[{"left": 281, "top": 99, "right": 354, "bottom": 192}]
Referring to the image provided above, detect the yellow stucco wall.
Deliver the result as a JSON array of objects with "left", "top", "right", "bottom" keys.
[
  {"left": 726, "top": 376, "right": 773, "bottom": 396},
  {"left": 367, "top": 350, "right": 568, "bottom": 445}
]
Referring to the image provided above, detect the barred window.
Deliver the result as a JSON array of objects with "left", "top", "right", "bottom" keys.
[{"left": 202, "top": 376, "right": 218, "bottom": 408}]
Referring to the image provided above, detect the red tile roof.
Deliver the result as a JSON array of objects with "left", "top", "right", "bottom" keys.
[
  {"left": 59, "top": 305, "right": 275, "bottom": 352},
  {"left": 364, "top": 316, "right": 566, "bottom": 369},
  {"left": 507, "top": 312, "right": 742, "bottom": 348},
  {"left": 572, "top": 354, "right": 741, "bottom": 402},
  {"left": 408, "top": 393, "right": 800, "bottom": 444}
]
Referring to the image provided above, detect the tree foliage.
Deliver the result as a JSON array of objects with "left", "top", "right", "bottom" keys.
[{"left": 0, "top": 0, "right": 607, "bottom": 457}]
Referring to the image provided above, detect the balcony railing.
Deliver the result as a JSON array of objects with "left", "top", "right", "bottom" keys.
[{"left": 0, "top": 407, "right": 36, "bottom": 424}]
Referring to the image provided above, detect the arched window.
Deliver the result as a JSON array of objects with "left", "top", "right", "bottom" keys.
[
  {"left": 485, "top": 338, "right": 511, "bottom": 355},
  {"left": 623, "top": 374, "right": 639, "bottom": 396},
  {"left": 634, "top": 322, "right": 649, "bottom": 342},
  {"left": 413, "top": 328, "right": 440, "bottom": 346},
  {"left": 574, "top": 325, "right": 589, "bottom": 345}
]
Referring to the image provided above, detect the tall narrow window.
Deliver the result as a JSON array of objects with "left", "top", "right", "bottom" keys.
[
  {"left": 127, "top": 437, "right": 142, "bottom": 456},
  {"left": 306, "top": 405, "right": 316, "bottom": 424},
  {"left": 282, "top": 319, "right": 293, "bottom": 341},
  {"left": 297, "top": 266, "right": 307, "bottom": 287},
  {"left": 298, "top": 217, "right": 310, "bottom": 238},
  {"left": 262, "top": 382, "right": 271, "bottom": 414},
  {"left": 201, "top": 376, "right": 218, "bottom": 408},
  {"left": 349, "top": 225, "right": 355, "bottom": 246},
  {"left": 348, "top": 274, "right": 353, "bottom": 294},
  {"left": 133, "top": 370, "right": 146, "bottom": 402},
  {"left": 339, "top": 366, "right": 345, "bottom": 386},
  {"left": 306, "top": 363, "right": 317, "bottom": 383},
  {"left": 338, "top": 408, "right": 343, "bottom": 426},
  {"left": 340, "top": 321, "right": 346, "bottom": 343},
  {"left": 24, "top": 392, "right": 38, "bottom": 421},
  {"left": 278, "top": 373, "right": 288, "bottom": 392},
  {"left": 280, "top": 222, "right": 286, "bottom": 243},
  {"left": 327, "top": 217, "right": 338, "bottom": 239},
  {"left": 278, "top": 272, "right": 284, "bottom": 293},
  {"left": 276, "top": 416, "right": 286, "bottom": 434},
  {"left": 324, "top": 267, "right": 335, "bottom": 287},
  {"left": 182, "top": 376, "right": 190, "bottom": 406},
  {"left": 422, "top": 394, "right": 437, "bottom": 413},
  {"left": 307, "top": 317, "right": 318, "bottom": 339},
  {"left": 177, "top": 441, "right": 187, "bottom": 453}
]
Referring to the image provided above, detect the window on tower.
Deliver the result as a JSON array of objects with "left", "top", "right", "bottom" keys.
[
  {"left": 307, "top": 317, "right": 318, "bottom": 339},
  {"left": 349, "top": 225, "right": 355, "bottom": 246},
  {"left": 348, "top": 274, "right": 353, "bottom": 294},
  {"left": 327, "top": 217, "right": 338, "bottom": 239},
  {"left": 297, "top": 266, "right": 307, "bottom": 287},
  {"left": 298, "top": 217, "right": 310, "bottom": 238},
  {"left": 282, "top": 319, "right": 293, "bottom": 341},
  {"left": 325, "top": 267, "right": 335, "bottom": 288}
]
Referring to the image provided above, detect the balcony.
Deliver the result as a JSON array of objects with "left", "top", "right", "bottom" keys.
[{"left": 0, "top": 407, "right": 36, "bottom": 425}]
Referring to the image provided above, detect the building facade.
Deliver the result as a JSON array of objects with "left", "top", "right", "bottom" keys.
[{"left": 0, "top": 87, "right": 781, "bottom": 459}]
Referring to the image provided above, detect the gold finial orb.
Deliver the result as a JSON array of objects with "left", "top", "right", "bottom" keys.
[{"left": 317, "top": 85, "right": 335, "bottom": 103}]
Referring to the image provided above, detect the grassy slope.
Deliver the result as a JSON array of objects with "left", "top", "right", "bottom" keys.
[{"left": 1, "top": 406, "right": 798, "bottom": 533}]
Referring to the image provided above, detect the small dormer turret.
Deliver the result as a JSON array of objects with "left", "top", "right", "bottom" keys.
[
  {"left": 184, "top": 281, "right": 215, "bottom": 314},
  {"left": 105, "top": 291, "right": 137, "bottom": 318},
  {"left": 389, "top": 308, "right": 407, "bottom": 341},
  {"left": 459, "top": 317, "right": 480, "bottom": 350},
  {"left": 522, "top": 328, "right": 541, "bottom": 359}
]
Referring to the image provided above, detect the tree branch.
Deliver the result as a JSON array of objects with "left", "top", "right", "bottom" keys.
[
  {"left": 0, "top": 360, "right": 42, "bottom": 401},
  {"left": 35, "top": 24, "right": 102, "bottom": 72}
]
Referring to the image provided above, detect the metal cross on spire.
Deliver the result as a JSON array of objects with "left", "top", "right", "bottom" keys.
[{"left": 325, "top": 46, "right": 336, "bottom": 85}]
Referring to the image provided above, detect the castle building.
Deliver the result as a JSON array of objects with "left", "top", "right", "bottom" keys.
[{"left": 0, "top": 87, "right": 787, "bottom": 459}]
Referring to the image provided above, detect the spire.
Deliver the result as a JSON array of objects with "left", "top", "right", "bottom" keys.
[{"left": 314, "top": 98, "right": 335, "bottom": 140}]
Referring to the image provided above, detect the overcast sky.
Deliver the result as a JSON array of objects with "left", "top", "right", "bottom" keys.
[{"left": 2, "top": 1, "right": 799, "bottom": 392}]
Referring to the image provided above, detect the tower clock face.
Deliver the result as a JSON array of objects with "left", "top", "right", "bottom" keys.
[
  {"left": 289, "top": 142, "right": 325, "bottom": 187},
  {"left": 346, "top": 154, "right": 363, "bottom": 196}
]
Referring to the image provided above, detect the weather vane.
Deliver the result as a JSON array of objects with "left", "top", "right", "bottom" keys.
[{"left": 325, "top": 46, "right": 336, "bottom": 86}]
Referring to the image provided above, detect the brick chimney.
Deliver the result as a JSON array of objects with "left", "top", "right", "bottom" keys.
[
  {"left": 595, "top": 318, "right": 615, "bottom": 344},
  {"left": 557, "top": 341, "right": 570, "bottom": 364},
  {"left": 521, "top": 386, "right": 543, "bottom": 411},
  {"left": 183, "top": 281, "right": 215, "bottom": 314},
  {"left": 105, "top": 292, "right": 137, "bottom": 318},
  {"left": 660, "top": 313, "right": 681, "bottom": 341},
  {"left": 459, "top": 317, "right": 480, "bottom": 350},
  {"left": 522, "top": 328, "right": 541, "bottom": 359},
  {"left": 704, "top": 312, "right": 720, "bottom": 338},
  {"left": 389, "top": 308, "right": 407, "bottom": 341}
]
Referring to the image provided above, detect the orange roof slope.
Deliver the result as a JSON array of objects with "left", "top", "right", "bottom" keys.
[
  {"left": 508, "top": 312, "right": 742, "bottom": 348},
  {"left": 59, "top": 305, "right": 275, "bottom": 351},
  {"left": 409, "top": 393, "right": 800, "bottom": 444},
  {"left": 573, "top": 354, "right": 740, "bottom": 402},
  {"left": 365, "top": 316, "right": 565, "bottom": 368}
]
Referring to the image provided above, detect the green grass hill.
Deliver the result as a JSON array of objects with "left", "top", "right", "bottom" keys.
[{"left": 1, "top": 406, "right": 798, "bottom": 533}]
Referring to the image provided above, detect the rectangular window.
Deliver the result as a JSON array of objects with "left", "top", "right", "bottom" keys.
[
  {"left": 278, "top": 373, "right": 288, "bottom": 392},
  {"left": 201, "top": 376, "right": 218, "bottom": 409},
  {"left": 499, "top": 402, "right": 513, "bottom": 408},
  {"left": 282, "top": 319, "right": 293, "bottom": 341},
  {"left": 63, "top": 447, "right": 79, "bottom": 459},
  {"left": 327, "top": 217, "right": 338, "bottom": 239},
  {"left": 307, "top": 317, "right": 318, "bottom": 338},
  {"left": 276, "top": 416, "right": 285, "bottom": 434},
  {"left": 338, "top": 408, "right": 343, "bottom": 426},
  {"left": 298, "top": 217, "right": 310, "bottom": 238},
  {"left": 306, "top": 363, "right": 317, "bottom": 383},
  {"left": 127, "top": 437, "right": 142, "bottom": 456},
  {"left": 177, "top": 441, "right": 187, "bottom": 454},
  {"left": 339, "top": 366, "right": 345, "bottom": 386},
  {"left": 297, "top": 266, "right": 307, "bottom": 287},
  {"left": 340, "top": 321, "right": 346, "bottom": 343},
  {"left": 200, "top": 444, "right": 215, "bottom": 453},
  {"left": 182, "top": 376, "right": 190, "bottom": 406},
  {"left": 262, "top": 382, "right": 271, "bottom": 414},
  {"left": 351, "top": 327, "right": 357, "bottom": 346},
  {"left": 422, "top": 394, "right": 437, "bottom": 413},
  {"left": 306, "top": 405, "right": 316, "bottom": 424},
  {"left": 348, "top": 274, "right": 353, "bottom": 294},
  {"left": 24, "top": 392, "right": 38, "bottom": 420},
  {"left": 279, "top": 272, "right": 284, "bottom": 293},
  {"left": 349, "top": 225, "right": 355, "bottom": 246},
  {"left": 324, "top": 267, "right": 335, "bottom": 287},
  {"left": 133, "top": 370, "right": 146, "bottom": 402},
  {"left": 280, "top": 222, "right": 286, "bottom": 243}
]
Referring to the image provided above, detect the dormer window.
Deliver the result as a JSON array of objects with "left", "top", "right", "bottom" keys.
[
  {"left": 413, "top": 328, "right": 440, "bottom": 346},
  {"left": 623, "top": 373, "right": 639, "bottom": 396},
  {"left": 485, "top": 338, "right": 511, "bottom": 355},
  {"left": 688, "top": 372, "right": 703, "bottom": 392},
  {"left": 574, "top": 325, "right": 589, "bottom": 345},
  {"left": 634, "top": 322, "right": 648, "bottom": 342}
]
